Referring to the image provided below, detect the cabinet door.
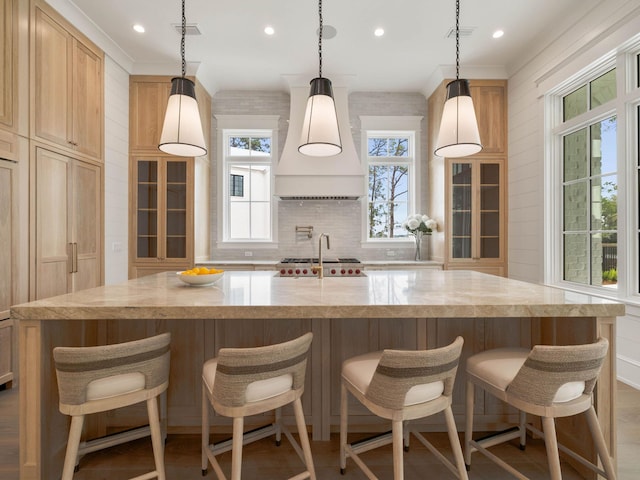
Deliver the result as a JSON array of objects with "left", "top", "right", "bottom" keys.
[
  {"left": 72, "top": 40, "right": 102, "bottom": 159},
  {"left": 448, "top": 159, "right": 505, "bottom": 264},
  {"left": 33, "top": 8, "right": 71, "bottom": 148},
  {"left": 0, "top": 0, "right": 16, "bottom": 129},
  {"left": 130, "top": 80, "right": 172, "bottom": 151},
  {"left": 165, "top": 160, "right": 188, "bottom": 260},
  {"left": 35, "top": 148, "right": 72, "bottom": 299},
  {"left": 72, "top": 160, "right": 101, "bottom": 291},
  {"left": 132, "top": 157, "right": 192, "bottom": 264},
  {"left": 0, "top": 159, "right": 16, "bottom": 318}
]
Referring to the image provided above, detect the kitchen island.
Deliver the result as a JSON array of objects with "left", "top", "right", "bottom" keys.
[{"left": 13, "top": 270, "right": 624, "bottom": 479}]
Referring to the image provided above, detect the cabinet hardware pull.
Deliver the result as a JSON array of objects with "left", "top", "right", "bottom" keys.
[{"left": 68, "top": 243, "right": 74, "bottom": 273}]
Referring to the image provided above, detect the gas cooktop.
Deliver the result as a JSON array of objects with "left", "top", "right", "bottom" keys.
[
  {"left": 277, "top": 258, "right": 364, "bottom": 277},
  {"left": 279, "top": 258, "right": 361, "bottom": 264}
]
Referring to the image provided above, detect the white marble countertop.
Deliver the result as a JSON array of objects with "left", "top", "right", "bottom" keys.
[{"left": 11, "top": 270, "right": 624, "bottom": 320}]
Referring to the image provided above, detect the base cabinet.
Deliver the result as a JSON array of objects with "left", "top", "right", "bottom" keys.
[
  {"left": 32, "top": 146, "right": 102, "bottom": 299},
  {"left": 0, "top": 318, "right": 13, "bottom": 387}
]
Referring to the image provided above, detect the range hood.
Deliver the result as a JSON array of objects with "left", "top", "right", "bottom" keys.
[{"left": 275, "top": 80, "right": 364, "bottom": 200}]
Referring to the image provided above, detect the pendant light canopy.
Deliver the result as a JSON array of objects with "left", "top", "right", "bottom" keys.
[
  {"left": 158, "top": 0, "right": 207, "bottom": 157},
  {"left": 434, "top": 0, "right": 482, "bottom": 158},
  {"left": 298, "top": 0, "right": 342, "bottom": 157}
]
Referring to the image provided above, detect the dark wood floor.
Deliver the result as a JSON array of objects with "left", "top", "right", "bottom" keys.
[{"left": 1, "top": 381, "right": 638, "bottom": 479}]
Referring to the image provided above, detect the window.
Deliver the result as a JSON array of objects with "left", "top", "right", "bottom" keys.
[
  {"left": 229, "top": 174, "right": 244, "bottom": 197},
  {"left": 367, "top": 134, "right": 413, "bottom": 239},
  {"left": 361, "top": 116, "right": 422, "bottom": 243},
  {"left": 223, "top": 130, "right": 273, "bottom": 241}
]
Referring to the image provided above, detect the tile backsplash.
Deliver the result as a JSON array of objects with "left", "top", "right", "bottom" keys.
[{"left": 210, "top": 90, "right": 429, "bottom": 262}]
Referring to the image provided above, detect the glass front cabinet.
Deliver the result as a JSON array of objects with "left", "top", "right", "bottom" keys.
[
  {"left": 445, "top": 158, "right": 507, "bottom": 276},
  {"left": 130, "top": 156, "right": 194, "bottom": 277}
]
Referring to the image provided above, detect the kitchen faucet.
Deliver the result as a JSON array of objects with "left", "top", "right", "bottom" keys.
[{"left": 312, "top": 233, "right": 330, "bottom": 279}]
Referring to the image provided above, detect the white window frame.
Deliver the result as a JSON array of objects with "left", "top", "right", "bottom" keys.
[
  {"left": 544, "top": 39, "right": 640, "bottom": 302},
  {"left": 360, "top": 116, "right": 423, "bottom": 246},
  {"left": 215, "top": 115, "right": 279, "bottom": 248}
]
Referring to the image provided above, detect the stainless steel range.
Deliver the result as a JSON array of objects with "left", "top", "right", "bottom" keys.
[{"left": 277, "top": 258, "right": 364, "bottom": 277}]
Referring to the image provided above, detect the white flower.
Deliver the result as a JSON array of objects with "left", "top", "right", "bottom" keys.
[{"left": 403, "top": 213, "right": 437, "bottom": 235}]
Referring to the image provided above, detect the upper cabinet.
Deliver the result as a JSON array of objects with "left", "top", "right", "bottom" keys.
[
  {"left": 31, "top": 2, "right": 103, "bottom": 161},
  {"left": 0, "top": 0, "right": 16, "bottom": 130},
  {"left": 428, "top": 79, "right": 508, "bottom": 276}
]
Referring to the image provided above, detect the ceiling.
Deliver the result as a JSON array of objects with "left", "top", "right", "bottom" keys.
[{"left": 67, "top": 0, "right": 587, "bottom": 95}]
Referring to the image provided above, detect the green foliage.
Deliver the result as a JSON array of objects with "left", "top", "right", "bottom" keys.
[{"left": 602, "top": 268, "right": 617, "bottom": 283}]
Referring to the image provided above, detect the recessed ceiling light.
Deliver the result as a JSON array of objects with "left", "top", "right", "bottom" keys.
[
  {"left": 492, "top": 29, "right": 504, "bottom": 39},
  {"left": 264, "top": 26, "right": 275, "bottom": 36},
  {"left": 374, "top": 27, "right": 385, "bottom": 37},
  {"left": 133, "top": 24, "right": 145, "bottom": 33}
]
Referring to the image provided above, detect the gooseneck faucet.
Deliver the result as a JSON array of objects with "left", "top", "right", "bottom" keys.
[{"left": 313, "top": 233, "right": 330, "bottom": 279}]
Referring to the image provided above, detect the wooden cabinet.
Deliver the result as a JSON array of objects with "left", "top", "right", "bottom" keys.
[
  {"left": 0, "top": 159, "right": 17, "bottom": 319},
  {"left": 129, "top": 156, "right": 194, "bottom": 277},
  {"left": 445, "top": 158, "right": 507, "bottom": 275},
  {"left": 0, "top": 318, "right": 13, "bottom": 387},
  {"left": 32, "top": 146, "right": 102, "bottom": 299},
  {"left": 1, "top": 0, "right": 16, "bottom": 131},
  {"left": 129, "top": 76, "right": 211, "bottom": 278},
  {"left": 428, "top": 79, "right": 508, "bottom": 276},
  {"left": 32, "top": 3, "right": 103, "bottom": 160}
]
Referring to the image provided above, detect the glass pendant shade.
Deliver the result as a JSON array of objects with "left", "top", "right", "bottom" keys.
[
  {"left": 298, "top": 77, "right": 342, "bottom": 157},
  {"left": 159, "top": 77, "right": 207, "bottom": 157},
  {"left": 434, "top": 82, "right": 482, "bottom": 159}
]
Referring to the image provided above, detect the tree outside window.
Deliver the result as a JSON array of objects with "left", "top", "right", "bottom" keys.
[{"left": 367, "top": 136, "right": 412, "bottom": 239}]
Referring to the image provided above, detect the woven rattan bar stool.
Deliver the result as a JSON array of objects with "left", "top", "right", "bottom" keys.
[
  {"left": 201, "top": 332, "right": 315, "bottom": 480},
  {"left": 53, "top": 332, "right": 172, "bottom": 480},
  {"left": 339, "top": 336, "right": 468, "bottom": 480},
  {"left": 464, "top": 337, "right": 616, "bottom": 480}
]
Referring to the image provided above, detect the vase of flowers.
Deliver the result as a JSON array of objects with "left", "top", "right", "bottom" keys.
[{"left": 402, "top": 214, "right": 437, "bottom": 261}]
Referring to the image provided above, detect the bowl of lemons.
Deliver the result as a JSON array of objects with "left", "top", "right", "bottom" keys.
[{"left": 177, "top": 267, "right": 224, "bottom": 286}]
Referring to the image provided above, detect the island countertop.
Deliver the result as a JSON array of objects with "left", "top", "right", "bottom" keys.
[
  {"left": 14, "top": 269, "right": 625, "bottom": 479},
  {"left": 12, "top": 269, "right": 624, "bottom": 320}
]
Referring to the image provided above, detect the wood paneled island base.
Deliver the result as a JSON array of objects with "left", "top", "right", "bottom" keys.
[{"left": 12, "top": 270, "right": 624, "bottom": 480}]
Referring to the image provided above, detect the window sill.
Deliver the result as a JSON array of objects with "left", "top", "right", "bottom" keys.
[{"left": 216, "top": 242, "right": 279, "bottom": 249}]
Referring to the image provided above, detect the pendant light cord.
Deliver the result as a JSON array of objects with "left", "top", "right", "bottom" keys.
[
  {"left": 181, "top": 0, "right": 186, "bottom": 77},
  {"left": 318, "top": 0, "right": 323, "bottom": 78},
  {"left": 455, "top": 0, "right": 460, "bottom": 80}
]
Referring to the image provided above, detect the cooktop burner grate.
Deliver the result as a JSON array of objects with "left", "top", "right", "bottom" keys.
[{"left": 280, "top": 258, "right": 361, "bottom": 264}]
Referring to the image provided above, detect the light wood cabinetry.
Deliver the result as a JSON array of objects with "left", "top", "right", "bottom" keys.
[
  {"left": 129, "top": 76, "right": 211, "bottom": 278},
  {"left": 1, "top": 0, "right": 16, "bottom": 131},
  {"left": 428, "top": 79, "right": 508, "bottom": 276},
  {"left": 129, "top": 156, "right": 193, "bottom": 278},
  {"left": 31, "top": 146, "right": 102, "bottom": 299},
  {"left": 0, "top": 159, "right": 17, "bottom": 319},
  {"left": 31, "top": 2, "right": 103, "bottom": 161},
  {"left": 0, "top": 318, "right": 13, "bottom": 387}
]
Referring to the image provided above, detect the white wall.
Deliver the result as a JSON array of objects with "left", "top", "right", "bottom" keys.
[
  {"left": 103, "top": 56, "right": 129, "bottom": 285},
  {"left": 508, "top": 0, "right": 640, "bottom": 387}
]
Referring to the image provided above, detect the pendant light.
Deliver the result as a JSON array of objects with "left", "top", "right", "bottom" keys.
[
  {"left": 158, "top": 0, "right": 207, "bottom": 157},
  {"left": 298, "top": 0, "right": 342, "bottom": 157},
  {"left": 434, "top": 0, "right": 482, "bottom": 158}
]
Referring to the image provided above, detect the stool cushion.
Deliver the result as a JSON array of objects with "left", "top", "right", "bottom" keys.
[
  {"left": 467, "top": 348, "right": 586, "bottom": 403},
  {"left": 203, "top": 358, "right": 293, "bottom": 403},
  {"left": 86, "top": 372, "right": 146, "bottom": 401},
  {"left": 342, "top": 351, "right": 444, "bottom": 407}
]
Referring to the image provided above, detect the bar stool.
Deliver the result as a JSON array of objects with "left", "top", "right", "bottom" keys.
[
  {"left": 201, "top": 332, "right": 315, "bottom": 480},
  {"left": 464, "top": 337, "right": 616, "bottom": 480},
  {"left": 340, "top": 336, "right": 468, "bottom": 480},
  {"left": 53, "top": 332, "right": 171, "bottom": 480}
]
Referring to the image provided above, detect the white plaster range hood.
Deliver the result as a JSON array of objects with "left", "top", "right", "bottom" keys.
[{"left": 275, "top": 76, "right": 364, "bottom": 200}]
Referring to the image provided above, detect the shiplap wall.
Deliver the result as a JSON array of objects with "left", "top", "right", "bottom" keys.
[
  {"left": 103, "top": 56, "right": 129, "bottom": 285},
  {"left": 508, "top": 0, "right": 640, "bottom": 387}
]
